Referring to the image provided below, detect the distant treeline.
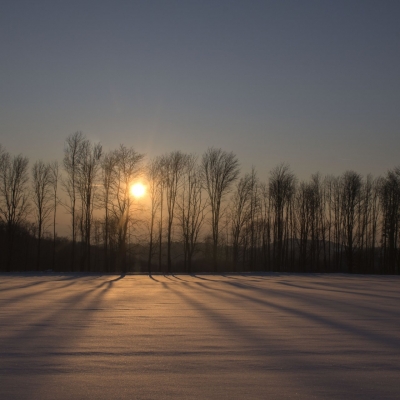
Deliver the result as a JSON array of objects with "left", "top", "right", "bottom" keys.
[{"left": 1, "top": 132, "right": 399, "bottom": 274}]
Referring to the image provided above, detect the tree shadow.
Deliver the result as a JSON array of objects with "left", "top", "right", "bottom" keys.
[
  {"left": 164, "top": 282, "right": 384, "bottom": 397},
  {"left": 149, "top": 274, "right": 160, "bottom": 282},
  {"left": 197, "top": 279, "right": 400, "bottom": 350},
  {"left": 190, "top": 274, "right": 215, "bottom": 281},
  {"left": 0, "top": 276, "right": 122, "bottom": 352},
  {"left": 171, "top": 274, "right": 188, "bottom": 282}
]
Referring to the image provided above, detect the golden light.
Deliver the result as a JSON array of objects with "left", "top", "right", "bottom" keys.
[{"left": 130, "top": 182, "right": 146, "bottom": 198}]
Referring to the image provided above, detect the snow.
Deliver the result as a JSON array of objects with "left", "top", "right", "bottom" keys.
[{"left": 1, "top": 273, "right": 399, "bottom": 399}]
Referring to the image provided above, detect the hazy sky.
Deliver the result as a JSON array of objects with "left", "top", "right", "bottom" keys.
[{"left": 1, "top": 0, "right": 399, "bottom": 181}]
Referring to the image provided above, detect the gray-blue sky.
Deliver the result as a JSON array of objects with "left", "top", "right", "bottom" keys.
[{"left": 1, "top": 0, "right": 399, "bottom": 180}]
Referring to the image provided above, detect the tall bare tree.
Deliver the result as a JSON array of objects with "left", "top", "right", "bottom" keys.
[
  {"left": 77, "top": 140, "right": 102, "bottom": 271},
  {"left": 230, "top": 173, "right": 252, "bottom": 270},
  {"left": 295, "top": 180, "right": 313, "bottom": 272},
  {"left": 293, "top": 174, "right": 324, "bottom": 272},
  {"left": 201, "top": 148, "right": 239, "bottom": 271},
  {"left": 157, "top": 161, "right": 166, "bottom": 272},
  {"left": 366, "top": 176, "right": 380, "bottom": 273},
  {"left": 308, "top": 174, "right": 323, "bottom": 271},
  {"left": 246, "top": 167, "right": 260, "bottom": 269},
  {"left": 177, "top": 155, "right": 206, "bottom": 273},
  {"left": 260, "top": 182, "right": 272, "bottom": 270},
  {"left": 162, "top": 151, "right": 188, "bottom": 273},
  {"left": 63, "top": 132, "right": 84, "bottom": 271},
  {"left": 49, "top": 161, "right": 59, "bottom": 270},
  {"left": 146, "top": 157, "right": 163, "bottom": 274},
  {"left": 0, "top": 149, "right": 30, "bottom": 270},
  {"left": 101, "top": 151, "right": 117, "bottom": 272},
  {"left": 32, "top": 160, "right": 53, "bottom": 270},
  {"left": 341, "top": 171, "right": 362, "bottom": 273},
  {"left": 380, "top": 167, "right": 400, "bottom": 274},
  {"left": 269, "top": 164, "right": 296, "bottom": 271},
  {"left": 111, "top": 145, "right": 144, "bottom": 273}
]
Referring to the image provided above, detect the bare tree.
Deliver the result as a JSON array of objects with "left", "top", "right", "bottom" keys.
[
  {"left": 157, "top": 161, "right": 166, "bottom": 272},
  {"left": 246, "top": 167, "right": 260, "bottom": 270},
  {"left": 146, "top": 157, "right": 163, "bottom": 274},
  {"left": 260, "top": 182, "right": 272, "bottom": 271},
  {"left": 62, "top": 132, "right": 84, "bottom": 271},
  {"left": 293, "top": 174, "right": 324, "bottom": 272},
  {"left": 49, "top": 161, "right": 59, "bottom": 270},
  {"left": 32, "top": 160, "right": 53, "bottom": 270},
  {"left": 379, "top": 167, "right": 400, "bottom": 274},
  {"left": 201, "top": 148, "right": 239, "bottom": 271},
  {"left": 354, "top": 174, "right": 379, "bottom": 272},
  {"left": 340, "top": 171, "right": 363, "bottom": 273},
  {"left": 366, "top": 176, "right": 381, "bottom": 273},
  {"left": 269, "top": 164, "right": 296, "bottom": 271},
  {"left": 177, "top": 155, "right": 206, "bottom": 273},
  {"left": 110, "top": 145, "right": 144, "bottom": 273},
  {"left": 0, "top": 149, "right": 30, "bottom": 270},
  {"left": 230, "top": 173, "right": 252, "bottom": 270},
  {"left": 101, "top": 151, "right": 117, "bottom": 272},
  {"left": 295, "top": 180, "right": 313, "bottom": 272},
  {"left": 308, "top": 174, "right": 323, "bottom": 271},
  {"left": 162, "top": 151, "right": 188, "bottom": 273},
  {"left": 77, "top": 140, "right": 102, "bottom": 271},
  {"left": 329, "top": 176, "right": 344, "bottom": 271},
  {"left": 318, "top": 176, "right": 330, "bottom": 272}
]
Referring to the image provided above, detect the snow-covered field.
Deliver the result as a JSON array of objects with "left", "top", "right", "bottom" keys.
[{"left": 0, "top": 273, "right": 399, "bottom": 400}]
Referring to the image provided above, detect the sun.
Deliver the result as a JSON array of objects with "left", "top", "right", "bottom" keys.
[{"left": 130, "top": 182, "right": 146, "bottom": 198}]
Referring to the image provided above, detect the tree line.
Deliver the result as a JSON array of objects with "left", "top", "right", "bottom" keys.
[{"left": 1, "top": 132, "right": 399, "bottom": 274}]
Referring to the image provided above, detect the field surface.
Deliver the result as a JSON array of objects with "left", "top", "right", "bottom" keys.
[{"left": 0, "top": 273, "right": 399, "bottom": 400}]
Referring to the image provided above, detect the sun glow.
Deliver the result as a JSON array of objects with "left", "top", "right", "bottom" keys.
[{"left": 130, "top": 182, "right": 146, "bottom": 198}]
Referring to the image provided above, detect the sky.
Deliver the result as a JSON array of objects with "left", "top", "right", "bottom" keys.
[{"left": 1, "top": 0, "right": 400, "bottom": 181}]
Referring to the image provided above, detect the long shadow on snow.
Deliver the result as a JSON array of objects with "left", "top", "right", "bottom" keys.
[
  {"left": 277, "top": 280, "right": 400, "bottom": 301},
  {"left": 0, "top": 280, "right": 51, "bottom": 292},
  {"left": 0, "top": 277, "right": 103, "bottom": 326},
  {"left": 0, "top": 280, "right": 78, "bottom": 307},
  {"left": 165, "top": 282, "right": 381, "bottom": 397},
  {"left": 0, "top": 276, "right": 123, "bottom": 359},
  {"left": 235, "top": 277, "right": 400, "bottom": 327},
  {"left": 194, "top": 277, "right": 400, "bottom": 321},
  {"left": 194, "top": 279, "right": 400, "bottom": 351}
]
